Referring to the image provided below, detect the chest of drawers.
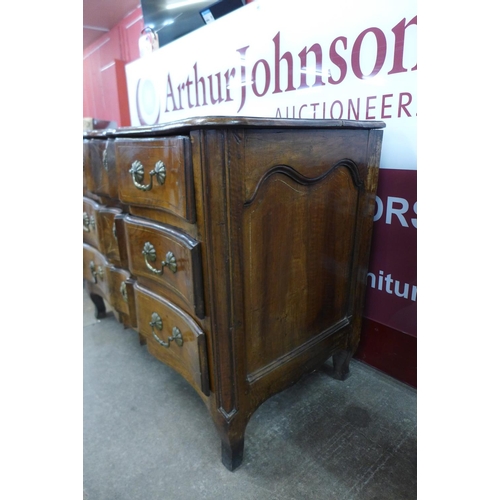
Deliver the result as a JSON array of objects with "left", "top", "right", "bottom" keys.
[{"left": 83, "top": 116, "right": 384, "bottom": 471}]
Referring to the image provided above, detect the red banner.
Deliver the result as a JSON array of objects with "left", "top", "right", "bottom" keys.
[{"left": 364, "top": 169, "right": 417, "bottom": 337}]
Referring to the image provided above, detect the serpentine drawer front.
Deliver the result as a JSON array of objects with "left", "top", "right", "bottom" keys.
[
  {"left": 83, "top": 242, "right": 136, "bottom": 328},
  {"left": 83, "top": 116, "right": 385, "bottom": 472},
  {"left": 135, "top": 284, "right": 209, "bottom": 397},
  {"left": 107, "top": 266, "right": 136, "bottom": 328},
  {"left": 123, "top": 215, "right": 204, "bottom": 319},
  {"left": 115, "top": 137, "right": 196, "bottom": 223},
  {"left": 83, "top": 139, "right": 90, "bottom": 196},
  {"left": 83, "top": 243, "right": 108, "bottom": 298},
  {"left": 88, "top": 138, "right": 117, "bottom": 199},
  {"left": 96, "top": 206, "right": 126, "bottom": 268},
  {"left": 83, "top": 197, "right": 99, "bottom": 249},
  {"left": 83, "top": 198, "right": 125, "bottom": 265}
]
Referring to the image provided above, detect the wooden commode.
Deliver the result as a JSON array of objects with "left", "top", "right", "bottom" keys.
[{"left": 83, "top": 116, "right": 385, "bottom": 471}]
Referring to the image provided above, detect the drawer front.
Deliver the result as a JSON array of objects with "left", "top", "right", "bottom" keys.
[
  {"left": 115, "top": 137, "right": 195, "bottom": 223},
  {"left": 97, "top": 207, "right": 125, "bottom": 267},
  {"left": 123, "top": 216, "right": 205, "bottom": 318},
  {"left": 106, "top": 266, "right": 136, "bottom": 326},
  {"left": 135, "top": 285, "right": 209, "bottom": 396},
  {"left": 83, "top": 200, "right": 126, "bottom": 267},
  {"left": 83, "top": 140, "right": 90, "bottom": 195},
  {"left": 83, "top": 197, "right": 100, "bottom": 248},
  {"left": 89, "top": 139, "right": 117, "bottom": 199},
  {"left": 83, "top": 243, "right": 108, "bottom": 298}
]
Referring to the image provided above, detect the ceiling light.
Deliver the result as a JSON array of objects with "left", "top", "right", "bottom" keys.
[{"left": 166, "top": 0, "right": 209, "bottom": 10}]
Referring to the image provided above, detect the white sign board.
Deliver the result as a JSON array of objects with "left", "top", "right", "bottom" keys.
[{"left": 126, "top": 0, "right": 417, "bottom": 171}]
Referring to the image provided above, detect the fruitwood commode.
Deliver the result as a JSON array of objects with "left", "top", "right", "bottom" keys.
[{"left": 83, "top": 116, "right": 385, "bottom": 471}]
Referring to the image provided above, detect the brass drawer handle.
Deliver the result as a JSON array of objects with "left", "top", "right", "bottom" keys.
[
  {"left": 120, "top": 281, "right": 128, "bottom": 302},
  {"left": 142, "top": 242, "right": 177, "bottom": 275},
  {"left": 149, "top": 312, "right": 183, "bottom": 347},
  {"left": 89, "top": 260, "right": 104, "bottom": 284},
  {"left": 129, "top": 160, "right": 166, "bottom": 191},
  {"left": 83, "top": 212, "right": 96, "bottom": 232}
]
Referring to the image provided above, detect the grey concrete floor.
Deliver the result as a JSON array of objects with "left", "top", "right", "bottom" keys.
[{"left": 83, "top": 289, "right": 417, "bottom": 500}]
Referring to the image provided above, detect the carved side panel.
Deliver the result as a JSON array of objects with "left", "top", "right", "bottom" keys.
[{"left": 243, "top": 163, "right": 361, "bottom": 380}]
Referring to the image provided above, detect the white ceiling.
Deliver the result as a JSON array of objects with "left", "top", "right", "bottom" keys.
[{"left": 83, "top": 0, "right": 142, "bottom": 49}]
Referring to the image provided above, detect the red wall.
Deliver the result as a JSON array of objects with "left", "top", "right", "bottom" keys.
[
  {"left": 83, "top": 7, "right": 144, "bottom": 127},
  {"left": 83, "top": 2, "right": 257, "bottom": 126},
  {"left": 355, "top": 168, "right": 417, "bottom": 388}
]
